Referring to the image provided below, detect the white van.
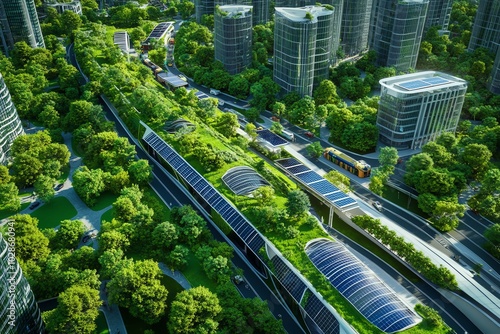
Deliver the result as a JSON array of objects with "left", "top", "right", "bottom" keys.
[
  {"left": 210, "top": 88, "right": 221, "bottom": 95},
  {"left": 281, "top": 129, "right": 295, "bottom": 141}
]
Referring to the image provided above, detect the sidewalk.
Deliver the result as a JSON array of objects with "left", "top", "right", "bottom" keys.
[{"left": 99, "top": 281, "right": 127, "bottom": 334}]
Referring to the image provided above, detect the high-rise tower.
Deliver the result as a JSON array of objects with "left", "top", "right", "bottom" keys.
[
  {"left": 0, "top": 0, "right": 45, "bottom": 56},
  {"left": 0, "top": 73, "right": 24, "bottom": 165},
  {"left": 370, "top": 0, "right": 429, "bottom": 72},
  {"left": 0, "top": 233, "right": 44, "bottom": 334},
  {"left": 195, "top": 0, "right": 216, "bottom": 23},
  {"left": 215, "top": 5, "right": 253, "bottom": 75},
  {"left": 340, "top": 0, "right": 373, "bottom": 57},
  {"left": 468, "top": 0, "right": 500, "bottom": 94},
  {"left": 216, "top": 0, "right": 270, "bottom": 25},
  {"left": 424, "top": 0, "right": 452, "bottom": 34},
  {"left": 274, "top": 6, "right": 335, "bottom": 96}
]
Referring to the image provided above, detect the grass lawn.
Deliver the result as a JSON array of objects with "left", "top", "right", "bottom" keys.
[
  {"left": 94, "top": 311, "right": 109, "bottom": 334},
  {"left": 182, "top": 252, "right": 218, "bottom": 291},
  {"left": 0, "top": 203, "right": 29, "bottom": 220},
  {"left": 31, "top": 197, "right": 78, "bottom": 229},
  {"left": 100, "top": 208, "right": 115, "bottom": 223},
  {"left": 120, "top": 275, "right": 184, "bottom": 334},
  {"left": 383, "top": 186, "right": 427, "bottom": 218},
  {"left": 91, "top": 192, "right": 118, "bottom": 211}
]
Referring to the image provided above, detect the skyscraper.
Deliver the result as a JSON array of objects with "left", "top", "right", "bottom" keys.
[
  {"left": 376, "top": 71, "right": 467, "bottom": 149},
  {"left": 0, "top": 72, "right": 24, "bottom": 165},
  {"left": 0, "top": 0, "right": 45, "bottom": 56},
  {"left": 370, "top": 0, "right": 429, "bottom": 72},
  {"left": 424, "top": 0, "right": 452, "bottom": 33},
  {"left": 215, "top": 5, "right": 253, "bottom": 75},
  {"left": 0, "top": 233, "right": 44, "bottom": 334},
  {"left": 215, "top": 0, "right": 270, "bottom": 25},
  {"left": 195, "top": 0, "right": 216, "bottom": 23},
  {"left": 274, "top": 6, "right": 335, "bottom": 96},
  {"left": 468, "top": 0, "right": 500, "bottom": 94},
  {"left": 340, "top": 0, "right": 373, "bottom": 57}
]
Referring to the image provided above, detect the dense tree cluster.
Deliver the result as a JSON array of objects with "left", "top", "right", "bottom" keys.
[
  {"left": 353, "top": 215, "right": 458, "bottom": 290},
  {"left": 369, "top": 147, "right": 399, "bottom": 196}
]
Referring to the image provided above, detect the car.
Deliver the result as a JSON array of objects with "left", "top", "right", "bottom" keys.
[
  {"left": 233, "top": 275, "right": 244, "bottom": 285},
  {"left": 271, "top": 116, "right": 280, "bottom": 122},
  {"left": 304, "top": 131, "right": 314, "bottom": 138},
  {"left": 29, "top": 201, "right": 40, "bottom": 210},
  {"left": 373, "top": 201, "right": 383, "bottom": 211},
  {"left": 82, "top": 235, "right": 91, "bottom": 243},
  {"left": 54, "top": 184, "right": 64, "bottom": 191},
  {"left": 178, "top": 74, "right": 187, "bottom": 82}
]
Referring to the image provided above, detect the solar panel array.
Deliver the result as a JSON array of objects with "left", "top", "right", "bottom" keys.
[
  {"left": 303, "top": 291, "right": 340, "bottom": 334},
  {"left": 396, "top": 76, "right": 450, "bottom": 91},
  {"left": 222, "top": 166, "right": 270, "bottom": 195},
  {"left": 305, "top": 239, "right": 421, "bottom": 333},
  {"left": 143, "top": 131, "right": 265, "bottom": 253},
  {"left": 257, "top": 129, "right": 288, "bottom": 147},
  {"left": 270, "top": 256, "right": 307, "bottom": 302},
  {"left": 275, "top": 158, "right": 357, "bottom": 210},
  {"left": 147, "top": 22, "right": 172, "bottom": 40}
]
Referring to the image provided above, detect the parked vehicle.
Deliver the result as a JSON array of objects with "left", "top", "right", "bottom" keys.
[
  {"left": 54, "top": 184, "right": 64, "bottom": 191},
  {"left": 280, "top": 129, "right": 295, "bottom": 141},
  {"left": 210, "top": 88, "right": 221, "bottom": 95},
  {"left": 271, "top": 116, "right": 280, "bottom": 122},
  {"left": 304, "top": 131, "right": 314, "bottom": 138},
  {"left": 29, "top": 201, "right": 40, "bottom": 210},
  {"left": 233, "top": 275, "right": 244, "bottom": 285}
]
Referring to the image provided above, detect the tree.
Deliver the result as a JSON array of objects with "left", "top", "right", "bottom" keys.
[
  {"left": 98, "top": 249, "right": 124, "bottom": 280},
  {"left": 34, "top": 174, "right": 56, "bottom": 203},
  {"left": 168, "top": 286, "right": 222, "bottom": 334},
  {"left": 417, "top": 193, "right": 438, "bottom": 214},
  {"left": 324, "top": 170, "right": 350, "bottom": 193},
  {"left": 148, "top": 48, "right": 167, "bottom": 67},
  {"left": 306, "top": 141, "right": 323, "bottom": 159},
  {"left": 369, "top": 175, "right": 385, "bottom": 196},
  {"left": 203, "top": 255, "right": 231, "bottom": 283},
  {"left": 484, "top": 224, "right": 500, "bottom": 249},
  {"left": 313, "top": 79, "right": 340, "bottom": 106},
  {"left": 286, "top": 190, "right": 310, "bottom": 218},
  {"left": 270, "top": 121, "right": 283, "bottom": 135},
  {"left": 0, "top": 167, "right": 20, "bottom": 211},
  {"left": 167, "top": 244, "right": 190, "bottom": 271},
  {"left": 341, "top": 122, "right": 378, "bottom": 152},
  {"left": 460, "top": 143, "right": 492, "bottom": 177},
  {"left": 10, "top": 214, "right": 50, "bottom": 263},
  {"left": 152, "top": 222, "right": 178, "bottom": 252},
  {"left": 379, "top": 147, "right": 399, "bottom": 168},
  {"left": 252, "top": 186, "right": 275, "bottom": 207},
  {"left": 215, "top": 113, "right": 239, "bottom": 138},
  {"left": 430, "top": 201, "right": 465, "bottom": 231},
  {"left": 272, "top": 102, "right": 286, "bottom": 118},
  {"left": 130, "top": 282, "right": 169, "bottom": 324},
  {"left": 422, "top": 142, "right": 452, "bottom": 168},
  {"left": 72, "top": 166, "right": 107, "bottom": 206},
  {"left": 54, "top": 220, "right": 85, "bottom": 250},
  {"left": 178, "top": 0, "right": 195, "bottom": 19},
  {"left": 414, "top": 169, "right": 455, "bottom": 196},
  {"left": 43, "top": 285, "right": 101, "bottom": 334},
  {"left": 228, "top": 75, "right": 250, "bottom": 99},
  {"left": 98, "top": 230, "right": 130, "bottom": 253},
  {"left": 289, "top": 96, "right": 316, "bottom": 128},
  {"left": 61, "top": 10, "right": 83, "bottom": 39}
]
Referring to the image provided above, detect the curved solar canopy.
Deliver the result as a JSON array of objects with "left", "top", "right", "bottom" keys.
[
  {"left": 305, "top": 239, "right": 421, "bottom": 333},
  {"left": 222, "top": 166, "right": 270, "bottom": 195}
]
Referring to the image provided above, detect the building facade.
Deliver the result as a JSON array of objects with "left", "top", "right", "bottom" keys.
[
  {"left": 0, "top": 233, "right": 44, "bottom": 334},
  {"left": 468, "top": 0, "right": 500, "bottom": 94},
  {"left": 340, "top": 0, "right": 372, "bottom": 57},
  {"left": 369, "top": 0, "right": 429, "bottom": 72},
  {"left": 424, "top": 0, "right": 452, "bottom": 33},
  {"left": 195, "top": 0, "right": 216, "bottom": 23},
  {"left": 274, "top": 6, "right": 334, "bottom": 96},
  {"left": 0, "top": 73, "right": 24, "bottom": 165},
  {"left": 215, "top": 5, "right": 253, "bottom": 75},
  {"left": 0, "top": 0, "right": 45, "bottom": 56},
  {"left": 216, "top": 0, "right": 270, "bottom": 25},
  {"left": 376, "top": 71, "right": 467, "bottom": 149},
  {"left": 45, "top": 1, "right": 83, "bottom": 15}
]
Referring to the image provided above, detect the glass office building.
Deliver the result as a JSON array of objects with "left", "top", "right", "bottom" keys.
[
  {"left": 274, "top": 6, "right": 334, "bottom": 97},
  {"left": 424, "top": 0, "right": 452, "bottom": 33},
  {"left": 0, "top": 72, "right": 24, "bottom": 165},
  {"left": 468, "top": 0, "right": 500, "bottom": 94},
  {"left": 215, "top": 5, "right": 253, "bottom": 75},
  {"left": 0, "top": 0, "right": 45, "bottom": 56},
  {"left": 376, "top": 71, "right": 467, "bottom": 149},
  {"left": 0, "top": 233, "right": 44, "bottom": 334},
  {"left": 216, "top": 0, "right": 270, "bottom": 26},
  {"left": 195, "top": 0, "right": 216, "bottom": 23},
  {"left": 370, "top": 0, "right": 429, "bottom": 72},
  {"left": 340, "top": 0, "right": 372, "bottom": 57}
]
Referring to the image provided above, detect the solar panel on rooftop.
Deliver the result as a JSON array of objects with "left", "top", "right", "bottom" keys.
[
  {"left": 257, "top": 129, "right": 288, "bottom": 146},
  {"left": 422, "top": 77, "right": 449, "bottom": 85}
]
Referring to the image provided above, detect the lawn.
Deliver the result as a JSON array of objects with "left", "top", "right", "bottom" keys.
[
  {"left": 91, "top": 192, "right": 118, "bottom": 211},
  {"left": 94, "top": 311, "right": 109, "bottom": 334},
  {"left": 120, "top": 275, "right": 184, "bottom": 334},
  {"left": 383, "top": 186, "right": 427, "bottom": 218},
  {"left": 100, "top": 208, "right": 115, "bottom": 223},
  {"left": 181, "top": 252, "right": 218, "bottom": 291},
  {"left": 31, "top": 197, "right": 78, "bottom": 229}
]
